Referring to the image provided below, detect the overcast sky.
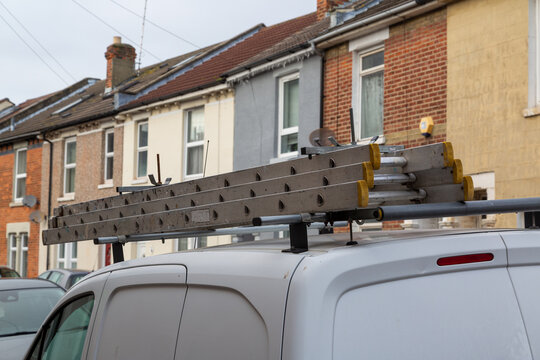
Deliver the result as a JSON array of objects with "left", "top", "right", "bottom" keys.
[{"left": 0, "top": 0, "right": 315, "bottom": 104}]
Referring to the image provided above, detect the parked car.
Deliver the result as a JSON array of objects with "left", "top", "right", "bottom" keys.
[
  {"left": 38, "top": 269, "right": 90, "bottom": 290},
  {"left": 0, "top": 266, "right": 20, "bottom": 278},
  {"left": 23, "top": 229, "right": 540, "bottom": 359},
  {"left": 1, "top": 279, "right": 64, "bottom": 360}
]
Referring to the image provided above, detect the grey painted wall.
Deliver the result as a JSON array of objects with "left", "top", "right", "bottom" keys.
[{"left": 233, "top": 56, "right": 322, "bottom": 171}]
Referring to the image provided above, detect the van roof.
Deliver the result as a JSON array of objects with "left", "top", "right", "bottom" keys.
[{"left": 84, "top": 228, "right": 521, "bottom": 279}]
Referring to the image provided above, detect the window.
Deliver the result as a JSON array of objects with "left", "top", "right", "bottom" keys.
[
  {"left": 137, "top": 121, "right": 148, "bottom": 178},
  {"left": 14, "top": 148, "right": 26, "bottom": 201},
  {"left": 358, "top": 49, "right": 384, "bottom": 139},
  {"left": 29, "top": 294, "right": 94, "bottom": 360},
  {"left": 177, "top": 236, "right": 207, "bottom": 251},
  {"left": 184, "top": 108, "right": 205, "bottom": 178},
  {"left": 278, "top": 73, "right": 299, "bottom": 157},
  {"left": 104, "top": 129, "right": 114, "bottom": 182},
  {"left": 8, "top": 232, "right": 28, "bottom": 277},
  {"left": 58, "top": 243, "right": 77, "bottom": 269},
  {"left": 64, "top": 138, "right": 76, "bottom": 194}
]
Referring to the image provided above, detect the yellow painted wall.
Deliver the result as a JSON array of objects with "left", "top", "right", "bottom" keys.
[
  {"left": 120, "top": 91, "right": 235, "bottom": 260},
  {"left": 447, "top": 0, "right": 540, "bottom": 227}
]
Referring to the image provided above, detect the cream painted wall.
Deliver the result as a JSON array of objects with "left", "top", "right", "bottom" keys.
[
  {"left": 120, "top": 91, "right": 235, "bottom": 260},
  {"left": 447, "top": 0, "right": 540, "bottom": 227}
]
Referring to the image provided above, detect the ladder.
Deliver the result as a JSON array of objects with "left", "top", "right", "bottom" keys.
[
  {"left": 43, "top": 142, "right": 469, "bottom": 244},
  {"left": 42, "top": 141, "right": 540, "bottom": 260}
]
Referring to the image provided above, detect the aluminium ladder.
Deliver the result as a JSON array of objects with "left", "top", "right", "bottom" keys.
[{"left": 43, "top": 142, "right": 470, "bottom": 247}]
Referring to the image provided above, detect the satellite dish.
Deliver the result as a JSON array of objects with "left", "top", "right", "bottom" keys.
[
  {"left": 309, "top": 128, "right": 336, "bottom": 147},
  {"left": 29, "top": 210, "right": 46, "bottom": 224},
  {"left": 22, "top": 195, "right": 38, "bottom": 207}
]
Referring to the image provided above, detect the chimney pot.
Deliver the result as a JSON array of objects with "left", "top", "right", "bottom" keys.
[{"left": 113, "top": 36, "right": 122, "bottom": 44}]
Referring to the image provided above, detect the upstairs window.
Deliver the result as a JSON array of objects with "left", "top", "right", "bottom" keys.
[
  {"left": 104, "top": 129, "right": 114, "bottom": 182},
  {"left": 278, "top": 73, "right": 299, "bottom": 157},
  {"left": 14, "top": 148, "right": 27, "bottom": 201},
  {"left": 64, "top": 138, "right": 76, "bottom": 194},
  {"left": 184, "top": 108, "right": 205, "bottom": 178},
  {"left": 137, "top": 121, "right": 148, "bottom": 178},
  {"left": 358, "top": 49, "right": 384, "bottom": 139}
]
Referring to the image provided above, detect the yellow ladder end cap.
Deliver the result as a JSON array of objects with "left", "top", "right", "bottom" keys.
[
  {"left": 443, "top": 142, "right": 454, "bottom": 167},
  {"left": 463, "top": 176, "right": 474, "bottom": 201},
  {"left": 370, "top": 143, "right": 381, "bottom": 170},
  {"left": 357, "top": 180, "right": 369, "bottom": 208},
  {"left": 362, "top": 162, "right": 374, "bottom": 188},
  {"left": 452, "top": 159, "right": 463, "bottom": 184}
]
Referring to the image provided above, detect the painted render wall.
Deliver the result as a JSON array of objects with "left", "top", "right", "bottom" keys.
[
  {"left": 446, "top": 0, "right": 540, "bottom": 228},
  {"left": 121, "top": 90, "right": 235, "bottom": 258},
  {"left": 233, "top": 56, "right": 322, "bottom": 170}
]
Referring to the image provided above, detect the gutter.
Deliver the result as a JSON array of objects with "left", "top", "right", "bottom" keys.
[{"left": 311, "top": 0, "right": 450, "bottom": 49}]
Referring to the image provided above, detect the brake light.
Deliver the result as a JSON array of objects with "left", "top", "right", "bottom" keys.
[{"left": 437, "top": 253, "right": 494, "bottom": 266}]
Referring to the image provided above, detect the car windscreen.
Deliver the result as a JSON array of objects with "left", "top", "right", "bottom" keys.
[{"left": 0, "top": 287, "right": 64, "bottom": 337}]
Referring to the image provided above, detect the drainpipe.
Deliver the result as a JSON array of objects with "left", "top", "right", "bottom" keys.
[
  {"left": 311, "top": 43, "right": 326, "bottom": 129},
  {"left": 38, "top": 134, "right": 53, "bottom": 270}
]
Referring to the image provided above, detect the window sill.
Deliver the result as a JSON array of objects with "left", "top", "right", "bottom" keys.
[
  {"left": 523, "top": 106, "right": 540, "bottom": 118},
  {"left": 97, "top": 183, "right": 114, "bottom": 190},
  {"left": 270, "top": 153, "right": 299, "bottom": 164},
  {"left": 9, "top": 201, "right": 23, "bottom": 208},
  {"left": 57, "top": 194, "right": 75, "bottom": 202},
  {"left": 355, "top": 134, "right": 386, "bottom": 145},
  {"left": 131, "top": 179, "right": 148, "bottom": 185}
]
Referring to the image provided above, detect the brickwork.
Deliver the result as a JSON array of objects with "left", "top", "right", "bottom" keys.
[
  {"left": 384, "top": 8, "right": 447, "bottom": 147},
  {"left": 317, "top": 0, "right": 347, "bottom": 20},
  {"left": 322, "top": 44, "right": 354, "bottom": 143},
  {"left": 0, "top": 141, "right": 42, "bottom": 277},
  {"left": 105, "top": 38, "right": 136, "bottom": 89},
  {"left": 41, "top": 124, "right": 123, "bottom": 269}
]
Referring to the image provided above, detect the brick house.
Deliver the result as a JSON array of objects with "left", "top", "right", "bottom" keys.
[
  {"left": 313, "top": 0, "right": 450, "bottom": 147},
  {"left": 0, "top": 81, "right": 92, "bottom": 277}
]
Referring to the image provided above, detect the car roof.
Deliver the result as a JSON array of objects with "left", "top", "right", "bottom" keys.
[{"left": 0, "top": 278, "right": 65, "bottom": 291}]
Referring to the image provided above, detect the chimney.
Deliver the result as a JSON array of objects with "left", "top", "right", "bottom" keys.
[
  {"left": 0, "top": 98, "right": 14, "bottom": 112},
  {"left": 317, "top": 0, "right": 348, "bottom": 20},
  {"left": 104, "top": 36, "right": 136, "bottom": 92}
]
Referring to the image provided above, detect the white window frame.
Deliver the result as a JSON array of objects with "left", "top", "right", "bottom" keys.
[
  {"left": 183, "top": 107, "right": 205, "bottom": 180},
  {"left": 136, "top": 121, "right": 148, "bottom": 179},
  {"left": 58, "top": 243, "right": 77, "bottom": 269},
  {"left": 356, "top": 47, "right": 384, "bottom": 142},
  {"left": 104, "top": 128, "right": 114, "bottom": 182},
  {"left": 278, "top": 72, "right": 300, "bottom": 158},
  {"left": 63, "top": 138, "right": 76, "bottom": 195},
  {"left": 14, "top": 147, "right": 27, "bottom": 201},
  {"left": 8, "top": 232, "right": 28, "bottom": 277}
]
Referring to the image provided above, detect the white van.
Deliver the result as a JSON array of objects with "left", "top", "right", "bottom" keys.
[{"left": 24, "top": 228, "right": 540, "bottom": 360}]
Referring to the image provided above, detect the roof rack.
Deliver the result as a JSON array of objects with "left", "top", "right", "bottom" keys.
[{"left": 42, "top": 142, "right": 540, "bottom": 261}]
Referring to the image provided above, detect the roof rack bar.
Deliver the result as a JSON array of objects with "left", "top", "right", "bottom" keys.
[
  {"left": 376, "top": 197, "right": 540, "bottom": 221},
  {"left": 94, "top": 222, "right": 349, "bottom": 245}
]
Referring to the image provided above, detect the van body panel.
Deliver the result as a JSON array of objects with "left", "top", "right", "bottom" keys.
[
  {"left": 177, "top": 251, "right": 305, "bottom": 360},
  {"left": 333, "top": 268, "right": 530, "bottom": 359},
  {"left": 86, "top": 265, "right": 187, "bottom": 360},
  {"left": 283, "top": 232, "right": 509, "bottom": 360}
]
